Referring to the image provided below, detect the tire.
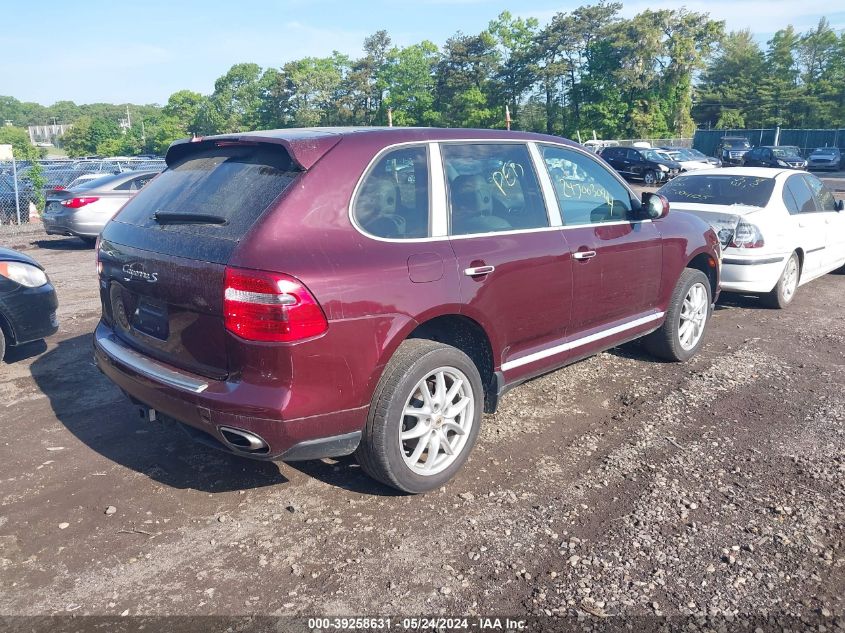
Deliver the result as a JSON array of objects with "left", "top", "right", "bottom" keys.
[
  {"left": 80, "top": 236, "right": 97, "bottom": 247},
  {"left": 356, "top": 339, "right": 483, "bottom": 493},
  {"left": 643, "top": 268, "right": 712, "bottom": 362},
  {"left": 762, "top": 252, "right": 800, "bottom": 309},
  {"left": 643, "top": 170, "right": 657, "bottom": 186}
]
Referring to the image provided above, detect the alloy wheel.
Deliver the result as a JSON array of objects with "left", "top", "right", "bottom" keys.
[
  {"left": 399, "top": 367, "right": 474, "bottom": 476},
  {"left": 678, "top": 282, "right": 708, "bottom": 350},
  {"left": 782, "top": 257, "right": 799, "bottom": 302}
]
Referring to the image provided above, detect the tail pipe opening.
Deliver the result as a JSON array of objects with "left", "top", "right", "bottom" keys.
[{"left": 218, "top": 426, "right": 270, "bottom": 455}]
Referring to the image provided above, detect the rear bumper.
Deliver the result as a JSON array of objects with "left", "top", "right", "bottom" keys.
[
  {"left": 42, "top": 212, "right": 105, "bottom": 238},
  {"left": 719, "top": 254, "right": 786, "bottom": 294},
  {"left": 92, "top": 321, "right": 366, "bottom": 461},
  {"left": 0, "top": 282, "right": 59, "bottom": 345}
]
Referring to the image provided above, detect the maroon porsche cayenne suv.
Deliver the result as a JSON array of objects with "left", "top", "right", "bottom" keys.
[{"left": 94, "top": 127, "right": 721, "bottom": 493}]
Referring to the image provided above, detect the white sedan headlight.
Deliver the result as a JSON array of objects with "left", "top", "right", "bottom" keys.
[{"left": 0, "top": 261, "right": 48, "bottom": 288}]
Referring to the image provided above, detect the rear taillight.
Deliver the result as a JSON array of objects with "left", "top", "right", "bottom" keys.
[
  {"left": 223, "top": 267, "right": 328, "bottom": 342},
  {"left": 729, "top": 220, "right": 764, "bottom": 248},
  {"left": 61, "top": 197, "right": 99, "bottom": 208}
]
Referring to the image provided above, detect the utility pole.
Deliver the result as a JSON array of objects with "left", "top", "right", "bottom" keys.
[
  {"left": 505, "top": 105, "right": 512, "bottom": 131},
  {"left": 387, "top": 108, "right": 393, "bottom": 127}
]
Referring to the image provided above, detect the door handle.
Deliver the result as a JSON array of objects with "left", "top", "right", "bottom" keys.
[
  {"left": 573, "top": 250, "right": 597, "bottom": 260},
  {"left": 464, "top": 265, "right": 495, "bottom": 276}
]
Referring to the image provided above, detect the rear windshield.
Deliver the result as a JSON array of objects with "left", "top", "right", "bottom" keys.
[
  {"left": 659, "top": 175, "right": 775, "bottom": 207},
  {"left": 115, "top": 144, "right": 299, "bottom": 240}
]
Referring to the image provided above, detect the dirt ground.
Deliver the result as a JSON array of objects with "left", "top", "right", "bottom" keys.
[{"left": 0, "top": 218, "right": 843, "bottom": 629}]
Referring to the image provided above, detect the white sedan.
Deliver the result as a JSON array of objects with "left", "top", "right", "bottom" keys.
[{"left": 658, "top": 167, "right": 845, "bottom": 308}]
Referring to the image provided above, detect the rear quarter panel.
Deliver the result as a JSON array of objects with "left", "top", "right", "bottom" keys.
[{"left": 227, "top": 131, "right": 464, "bottom": 418}]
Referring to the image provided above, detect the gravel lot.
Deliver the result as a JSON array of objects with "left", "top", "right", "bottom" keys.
[{"left": 0, "top": 209, "right": 843, "bottom": 630}]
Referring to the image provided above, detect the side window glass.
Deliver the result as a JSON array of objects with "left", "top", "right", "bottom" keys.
[
  {"left": 541, "top": 144, "right": 633, "bottom": 225},
  {"left": 442, "top": 143, "right": 548, "bottom": 236},
  {"left": 785, "top": 175, "right": 817, "bottom": 213},
  {"left": 803, "top": 174, "right": 837, "bottom": 212},
  {"left": 353, "top": 146, "right": 430, "bottom": 239},
  {"left": 782, "top": 184, "right": 800, "bottom": 215}
]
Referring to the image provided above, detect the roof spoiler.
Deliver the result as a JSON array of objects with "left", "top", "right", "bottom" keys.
[{"left": 165, "top": 132, "right": 343, "bottom": 170}]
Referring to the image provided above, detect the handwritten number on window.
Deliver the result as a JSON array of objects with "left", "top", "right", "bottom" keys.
[{"left": 491, "top": 162, "right": 524, "bottom": 196}]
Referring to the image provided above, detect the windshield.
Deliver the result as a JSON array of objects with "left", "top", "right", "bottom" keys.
[
  {"left": 812, "top": 148, "right": 838, "bottom": 156},
  {"left": 722, "top": 139, "right": 751, "bottom": 149},
  {"left": 687, "top": 149, "right": 708, "bottom": 160},
  {"left": 772, "top": 147, "right": 801, "bottom": 158},
  {"left": 641, "top": 150, "right": 668, "bottom": 162},
  {"left": 116, "top": 144, "right": 300, "bottom": 240},
  {"left": 658, "top": 174, "right": 775, "bottom": 207}
]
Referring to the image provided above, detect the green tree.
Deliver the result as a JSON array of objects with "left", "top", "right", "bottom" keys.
[
  {"left": 434, "top": 31, "right": 500, "bottom": 128},
  {"left": 382, "top": 41, "right": 440, "bottom": 126},
  {"left": 205, "top": 63, "right": 264, "bottom": 133},
  {"left": 695, "top": 30, "right": 765, "bottom": 127},
  {"left": 487, "top": 11, "right": 539, "bottom": 126}
]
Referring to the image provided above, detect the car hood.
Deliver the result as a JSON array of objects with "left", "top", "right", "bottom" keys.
[
  {"left": 677, "top": 161, "right": 713, "bottom": 171},
  {"left": 652, "top": 159, "right": 682, "bottom": 169},
  {"left": 0, "top": 247, "right": 43, "bottom": 269}
]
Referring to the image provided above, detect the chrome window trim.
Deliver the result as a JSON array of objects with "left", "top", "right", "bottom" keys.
[
  {"left": 348, "top": 138, "right": 650, "bottom": 244},
  {"left": 428, "top": 142, "right": 448, "bottom": 237},
  {"left": 528, "top": 142, "right": 563, "bottom": 227},
  {"left": 347, "top": 141, "right": 436, "bottom": 243},
  {"left": 501, "top": 311, "right": 665, "bottom": 372}
]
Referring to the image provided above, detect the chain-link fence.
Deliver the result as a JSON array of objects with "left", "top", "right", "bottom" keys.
[
  {"left": 1, "top": 157, "right": 165, "bottom": 229},
  {"left": 614, "top": 137, "right": 693, "bottom": 148}
]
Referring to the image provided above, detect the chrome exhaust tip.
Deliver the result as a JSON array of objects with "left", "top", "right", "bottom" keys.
[{"left": 218, "top": 426, "right": 269, "bottom": 454}]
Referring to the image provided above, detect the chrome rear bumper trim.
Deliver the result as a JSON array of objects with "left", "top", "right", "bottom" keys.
[{"left": 95, "top": 329, "right": 209, "bottom": 393}]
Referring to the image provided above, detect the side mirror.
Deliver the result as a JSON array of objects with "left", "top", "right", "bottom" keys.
[
  {"left": 642, "top": 192, "right": 670, "bottom": 220},
  {"left": 836, "top": 199, "right": 844, "bottom": 212}
]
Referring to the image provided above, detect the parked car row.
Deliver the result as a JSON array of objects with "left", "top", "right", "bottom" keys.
[
  {"left": 601, "top": 138, "right": 843, "bottom": 186},
  {"left": 0, "top": 157, "right": 165, "bottom": 224},
  {"left": 6, "top": 127, "right": 844, "bottom": 497},
  {"left": 599, "top": 146, "right": 683, "bottom": 184},
  {"left": 42, "top": 171, "right": 159, "bottom": 244}
]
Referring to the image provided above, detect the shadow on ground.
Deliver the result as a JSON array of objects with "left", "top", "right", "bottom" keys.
[
  {"left": 33, "top": 238, "right": 92, "bottom": 251},
  {"left": 30, "top": 333, "right": 288, "bottom": 493}
]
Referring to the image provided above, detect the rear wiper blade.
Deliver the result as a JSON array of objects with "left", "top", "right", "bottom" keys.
[{"left": 153, "top": 211, "right": 227, "bottom": 225}]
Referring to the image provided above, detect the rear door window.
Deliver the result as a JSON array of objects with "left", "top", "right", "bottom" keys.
[
  {"left": 784, "top": 175, "right": 818, "bottom": 214},
  {"left": 352, "top": 146, "right": 430, "bottom": 239},
  {"left": 442, "top": 143, "right": 548, "bottom": 235},
  {"left": 115, "top": 144, "right": 300, "bottom": 240}
]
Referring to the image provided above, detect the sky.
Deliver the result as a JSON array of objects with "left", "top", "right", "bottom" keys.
[{"left": 1, "top": 0, "right": 843, "bottom": 107}]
